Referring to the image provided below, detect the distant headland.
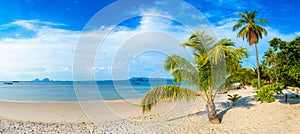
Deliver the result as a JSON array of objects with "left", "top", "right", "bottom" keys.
[{"left": 32, "top": 78, "right": 53, "bottom": 82}]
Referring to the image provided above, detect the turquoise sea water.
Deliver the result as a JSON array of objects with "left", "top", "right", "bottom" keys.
[{"left": 0, "top": 80, "right": 172, "bottom": 102}]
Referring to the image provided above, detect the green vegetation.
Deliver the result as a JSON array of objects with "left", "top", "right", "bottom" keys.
[
  {"left": 227, "top": 67, "right": 256, "bottom": 87},
  {"left": 254, "top": 83, "right": 284, "bottom": 103},
  {"left": 141, "top": 31, "right": 248, "bottom": 124},
  {"left": 227, "top": 94, "right": 242, "bottom": 106},
  {"left": 215, "top": 39, "right": 249, "bottom": 90},
  {"left": 262, "top": 37, "right": 300, "bottom": 86},
  {"left": 140, "top": 9, "right": 298, "bottom": 124},
  {"left": 233, "top": 10, "right": 268, "bottom": 89},
  {"left": 251, "top": 78, "right": 265, "bottom": 88}
]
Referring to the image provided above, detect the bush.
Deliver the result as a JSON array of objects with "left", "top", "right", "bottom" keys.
[
  {"left": 251, "top": 78, "right": 265, "bottom": 88},
  {"left": 254, "top": 83, "right": 284, "bottom": 103}
]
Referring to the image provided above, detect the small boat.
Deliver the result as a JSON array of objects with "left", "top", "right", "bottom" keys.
[
  {"left": 3, "top": 82, "right": 13, "bottom": 85},
  {"left": 12, "top": 81, "right": 19, "bottom": 83}
]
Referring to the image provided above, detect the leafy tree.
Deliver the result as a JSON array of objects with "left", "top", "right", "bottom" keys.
[
  {"left": 141, "top": 31, "right": 248, "bottom": 124},
  {"left": 251, "top": 78, "right": 265, "bottom": 88},
  {"left": 227, "top": 67, "right": 256, "bottom": 87},
  {"left": 233, "top": 10, "right": 268, "bottom": 89},
  {"left": 261, "top": 48, "right": 281, "bottom": 83},
  {"left": 267, "top": 37, "right": 300, "bottom": 86}
]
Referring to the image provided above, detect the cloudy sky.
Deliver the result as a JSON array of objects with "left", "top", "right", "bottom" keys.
[{"left": 0, "top": 0, "right": 299, "bottom": 81}]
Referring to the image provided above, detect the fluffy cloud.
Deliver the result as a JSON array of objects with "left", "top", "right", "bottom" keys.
[
  {"left": 0, "top": 13, "right": 194, "bottom": 80},
  {"left": 0, "top": 20, "right": 79, "bottom": 80},
  {"left": 0, "top": 4, "right": 299, "bottom": 81}
]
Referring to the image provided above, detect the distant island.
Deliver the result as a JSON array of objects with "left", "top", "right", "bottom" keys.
[
  {"left": 129, "top": 77, "right": 173, "bottom": 84},
  {"left": 28, "top": 77, "right": 171, "bottom": 82},
  {"left": 32, "top": 78, "right": 53, "bottom": 82}
]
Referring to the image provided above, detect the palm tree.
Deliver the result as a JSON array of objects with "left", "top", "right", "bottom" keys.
[
  {"left": 141, "top": 31, "right": 248, "bottom": 124},
  {"left": 214, "top": 39, "right": 249, "bottom": 74},
  {"left": 233, "top": 10, "right": 268, "bottom": 89},
  {"left": 213, "top": 39, "right": 249, "bottom": 90}
]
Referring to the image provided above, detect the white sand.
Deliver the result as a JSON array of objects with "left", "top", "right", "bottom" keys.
[{"left": 0, "top": 86, "right": 300, "bottom": 133}]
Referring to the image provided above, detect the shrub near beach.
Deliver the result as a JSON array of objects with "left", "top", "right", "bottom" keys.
[
  {"left": 254, "top": 83, "right": 284, "bottom": 103},
  {"left": 251, "top": 78, "right": 265, "bottom": 88}
]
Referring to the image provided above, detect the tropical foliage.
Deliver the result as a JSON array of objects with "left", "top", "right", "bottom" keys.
[
  {"left": 141, "top": 31, "right": 248, "bottom": 124},
  {"left": 263, "top": 37, "right": 300, "bottom": 86},
  {"left": 254, "top": 83, "right": 284, "bottom": 103},
  {"left": 251, "top": 78, "right": 265, "bottom": 88},
  {"left": 213, "top": 39, "right": 249, "bottom": 89},
  {"left": 233, "top": 10, "right": 268, "bottom": 89},
  {"left": 227, "top": 67, "right": 256, "bottom": 87}
]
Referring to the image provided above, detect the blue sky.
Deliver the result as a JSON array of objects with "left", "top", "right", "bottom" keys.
[{"left": 0, "top": 0, "right": 299, "bottom": 81}]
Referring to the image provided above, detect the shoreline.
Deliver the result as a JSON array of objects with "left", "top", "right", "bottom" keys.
[
  {"left": 0, "top": 98, "right": 143, "bottom": 104},
  {"left": 1, "top": 87, "right": 300, "bottom": 133}
]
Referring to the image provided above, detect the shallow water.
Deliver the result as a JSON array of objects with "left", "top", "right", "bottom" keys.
[{"left": 0, "top": 79, "right": 172, "bottom": 102}]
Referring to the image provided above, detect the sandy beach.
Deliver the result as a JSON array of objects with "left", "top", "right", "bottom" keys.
[{"left": 0, "top": 87, "right": 300, "bottom": 133}]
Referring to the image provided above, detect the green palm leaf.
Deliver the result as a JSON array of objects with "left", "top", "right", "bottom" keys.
[
  {"left": 141, "top": 85, "right": 197, "bottom": 113},
  {"left": 163, "top": 55, "right": 197, "bottom": 74},
  {"left": 170, "top": 68, "right": 199, "bottom": 89}
]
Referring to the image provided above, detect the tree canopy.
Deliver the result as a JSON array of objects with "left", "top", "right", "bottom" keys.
[
  {"left": 264, "top": 36, "right": 300, "bottom": 86},
  {"left": 141, "top": 31, "right": 249, "bottom": 124}
]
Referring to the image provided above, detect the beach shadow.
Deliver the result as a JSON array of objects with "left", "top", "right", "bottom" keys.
[
  {"left": 218, "top": 96, "right": 256, "bottom": 123},
  {"left": 167, "top": 96, "right": 256, "bottom": 123},
  {"left": 234, "top": 96, "right": 256, "bottom": 108},
  {"left": 277, "top": 90, "right": 300, "bottom": 104},
  {"left": 217, "top": 106, "right": 231, "bottom": 123},
  {"left": 166, "top": 110, "right": 207, "bottom": 121}
]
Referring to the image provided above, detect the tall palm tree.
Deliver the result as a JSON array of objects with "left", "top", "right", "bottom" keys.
[
  {"left": 141, "top": 31, "right": 248, "bottom": 124},
  {"left": 233, "top": 10, "right": 268, "bottom": 89}
]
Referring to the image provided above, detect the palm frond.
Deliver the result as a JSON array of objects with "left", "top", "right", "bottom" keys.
[
  {"left": 256, "top": 19, "right": 268, "bottom": 24},
  {"left": 237, "top": 26, "right": 249, "bottom": 41},
  {"left": 208, "top": 42, "right": 226, "bottom": 65},
  {"left": 141, "top": 85, "right": 197, "bottom": 113},
  {"left": 171, "top": 68, "right": 200, "bottom": 89},
  {"left": 163, "top": 55, "right": 198, "bottom": 75},
  {"left": 234, "top": 47, "right": 249, "bottom": 59},
  {"left": 237, "top": 12, "right": 248, "bottom": 21},
  {"left": 233, "top": 19, "right": 247, "bottom": 31}
]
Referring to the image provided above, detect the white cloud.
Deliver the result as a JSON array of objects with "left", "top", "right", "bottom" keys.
[
  {"left": 0, "top": 12, "right": 194, "bottom": 81},
  {"left": 0, "top": 20, "right": 78, "bottom": 80},
  {"left": 1, "top": 5, "right": 298, "bottom": 81}
]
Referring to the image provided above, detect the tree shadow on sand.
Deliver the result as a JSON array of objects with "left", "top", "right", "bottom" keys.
[
  {"left": 277, "top": 90, "right": 300, "bottom": 105},
  {"left": 217, "top": 96, "right": 255, "bottom": 122},
  {"left": 166, "top": 110, "right": 208, "bottom": 121},
  {"left": 166, "top": 96, "right": 256, "bottom": 123}
]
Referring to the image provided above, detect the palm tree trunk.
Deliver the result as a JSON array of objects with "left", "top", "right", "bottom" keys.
[
  {"left": 206, "top": 98, "right": 220, "bottom": 124},
  {"left": 254, "top": 44, "right": 261, "bottom": 89}
]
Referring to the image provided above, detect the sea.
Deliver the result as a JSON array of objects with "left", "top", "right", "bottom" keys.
[{"left": 0, "top": 79, "right": 173, "bottom": 103}]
